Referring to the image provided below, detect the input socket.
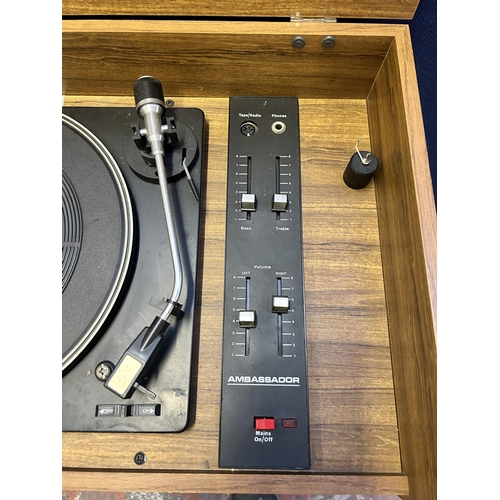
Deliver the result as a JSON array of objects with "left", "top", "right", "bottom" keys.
[
  {"left": 240, "top": 121, "right": 258, "bottom": 136},
  {"left": 271, "top": 121, "right": 286, "bottom": 134}
]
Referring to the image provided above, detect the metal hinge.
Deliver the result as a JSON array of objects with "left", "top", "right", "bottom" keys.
[{"left": 290, "top": 16, "right": 337, "bottom": 22}]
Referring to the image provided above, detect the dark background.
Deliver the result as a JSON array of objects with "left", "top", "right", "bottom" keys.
[{"left": 407, "top": 0, "right": 437, "bottom": 203}]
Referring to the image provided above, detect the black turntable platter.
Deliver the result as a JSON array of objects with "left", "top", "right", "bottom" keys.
[{"left": 62, "top": 114, "right": 134, "bottom": 372}]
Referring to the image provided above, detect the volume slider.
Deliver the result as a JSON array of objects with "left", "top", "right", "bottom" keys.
[{"left": 238, "top": 310, "right": 256, "bottom": 328}]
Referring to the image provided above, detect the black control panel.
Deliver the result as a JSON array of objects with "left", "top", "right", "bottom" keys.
[{"left": 219, "top": 97, "right": 310, "bottom": 469}]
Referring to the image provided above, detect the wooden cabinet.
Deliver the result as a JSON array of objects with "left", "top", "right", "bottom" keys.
[{"left": 62, "top": 3, "right": 436, "bottom": 498}]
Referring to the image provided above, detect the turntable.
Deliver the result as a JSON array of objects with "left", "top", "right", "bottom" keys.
[
  {"left": 62, "top": 77, "right": 205, "bottom": 432},
  {"left": 62, "top": 13, "right": 437, "bottom": 496}
]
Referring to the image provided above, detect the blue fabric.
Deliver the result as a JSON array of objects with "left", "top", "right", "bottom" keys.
[{"left": 409, "top": 0, "right": 437, "bottom": 203}]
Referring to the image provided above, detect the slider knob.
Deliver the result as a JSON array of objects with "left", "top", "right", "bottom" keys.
[
  {"left": 239, "top": 310, "right": 256, "bottom": 328},
  {"left": 272, "top": 193, "right": 288, "bottom": 212},
  {"left": 241, "top": 193, "right": 256, "bottom": 211},
  {"left": 272, "top": 296, "right": 290, "bottom": 313}
]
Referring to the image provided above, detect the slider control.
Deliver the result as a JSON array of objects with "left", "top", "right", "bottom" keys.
[
  {"left": 238, "top": 310, "right": 256, "bottom": 328},
  {"left": 241, "top": 193, "right": 256, "bottom": 211},
  {"left": 273, "top": 156, "right": 288, "bottom": 212},
  {"left": 272, "top": 295, "right": 290, "bottom": 313},
  {"left": 275, "top": 277, "right": 289, "bottom": 357},
  {"left": 238, "top": 277, "right": 256, "bottom": 328},
  {"left": 272, "top": 194, "right": 288, "bottom": 212},
  {"left": 240, "top": 156, "right": 256, "bottom": 216},
  {"left": 273, "top": 277, "right": 289, "bottom": 313}
]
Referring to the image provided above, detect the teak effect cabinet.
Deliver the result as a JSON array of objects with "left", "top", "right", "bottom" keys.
[{"left": 62, "top": 0, "right": 436, "bottom": 498}]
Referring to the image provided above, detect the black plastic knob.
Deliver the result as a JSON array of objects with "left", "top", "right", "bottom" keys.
[
  {"left": 343, "top": 151, "right": 379, "bottom": 189},
  {"left": 133, "top": 76, "right": 165, "bottom": 115}
]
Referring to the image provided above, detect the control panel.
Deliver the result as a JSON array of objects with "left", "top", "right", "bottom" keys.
[{"left": 219, "top": 97, "right": 310, "bottom": 469}]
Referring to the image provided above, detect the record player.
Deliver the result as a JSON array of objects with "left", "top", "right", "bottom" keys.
[
  {"left": 62, "top": 77, "right": 205, "bottom": 432},
  {"left": 62, "top": 0, "right": 437, "bottom": 496}
]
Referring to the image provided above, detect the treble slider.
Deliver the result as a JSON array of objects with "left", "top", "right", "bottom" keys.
[
  {"left": 273, "top": 157, "right": 288, "bottom": 212},
  {"left": 272, "top": 193, "right": 288, "bottom": 212}
]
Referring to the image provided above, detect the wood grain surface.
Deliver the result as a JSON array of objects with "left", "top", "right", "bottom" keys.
[
  {"left": 62, "top": 96, "right": 402, "bottom": 492},
  {"left": 62, "top": 471, "right": 409, "bottom": 495},
  {"left": 62, "top": 0, "right": 420, "bottom": 21},
  {"left": 366, "top": 28, "right": 437, "bottom": 500},
  {"left": 61, "top": 21, "right": 436, "bottom": 498},
  {"left": 62, "top": 21, "right": 393, "bottom": 100}
]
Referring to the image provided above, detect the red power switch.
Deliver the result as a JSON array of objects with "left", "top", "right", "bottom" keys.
[{"left": 254, "top": 417, "right": 276, "bottom": 430}]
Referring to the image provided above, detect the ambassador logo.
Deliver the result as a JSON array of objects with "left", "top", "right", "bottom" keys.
[{"left": 227, "top": 376, "right": 300, "bottom": 386}]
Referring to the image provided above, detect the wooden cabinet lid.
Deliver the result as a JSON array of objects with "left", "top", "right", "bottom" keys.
[{"left": 63, "top": 0, "right": 420, "bottom": 20}]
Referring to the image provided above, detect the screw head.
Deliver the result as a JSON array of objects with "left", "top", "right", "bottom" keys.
[
  {"left": 165, "top": 99, "right": 175, "bottom": 107},
  {"left": 134, "top": 452, "right": 146, "bottom": 465},
  {"left": 95, "top": 361, "right": 114, "bottom": 381},
  {"left": 322, "top": 35, "right": 336, "bottom": 48},
  {"left": 292, "top": 36, "right": 306, "bottom": 48}
]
